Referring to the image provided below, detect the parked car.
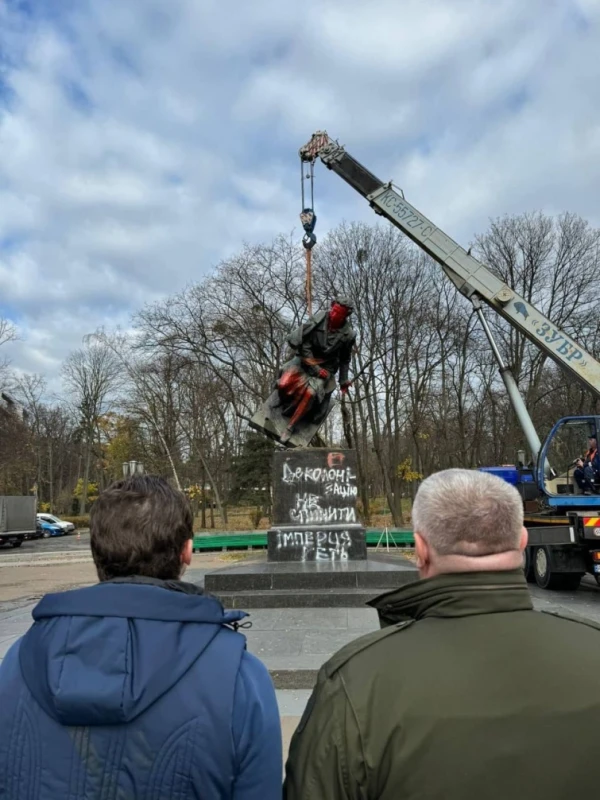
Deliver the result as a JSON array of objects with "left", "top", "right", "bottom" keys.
[
  {"left": 25, "top": 521, "right": 44, "bottom": 541},
  {"left": 39, "top": 520, "right": 64, "bottom": 538},
  {"left": 36, "top": 513, "right": 75, "bottom": 535}
]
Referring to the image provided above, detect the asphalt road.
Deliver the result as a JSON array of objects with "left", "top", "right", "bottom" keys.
[
  {"left": 529, "top": 577, "right": 600, "bottom": 623},
  {"left": 4, "top": 535, "right": 600, "bottom": 623},
  {"left": 0, "top": 530, "right": 91, "bottom": 554}
]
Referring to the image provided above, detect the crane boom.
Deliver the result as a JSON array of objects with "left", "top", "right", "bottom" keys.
[{"left": 300, "top": 132, "right": 600, "bottom": 399}]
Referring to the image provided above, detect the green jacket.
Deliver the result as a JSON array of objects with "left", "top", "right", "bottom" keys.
[
  {"left": 287, "top": 311, "right": 356, "bottom": 385},
  {"left": 284, "top": 570, "right": 600, "bottom": 799}
]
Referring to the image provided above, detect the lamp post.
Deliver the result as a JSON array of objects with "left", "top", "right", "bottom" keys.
[{"left": 122, "top": 461, "right": 145, "bottom": 478}]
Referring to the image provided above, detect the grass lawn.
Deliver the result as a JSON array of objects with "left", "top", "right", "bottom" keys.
[{"left": 194, "top": 498, "right": 413, "bottom": 533}]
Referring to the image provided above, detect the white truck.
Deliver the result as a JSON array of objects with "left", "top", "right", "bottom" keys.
[{"left": 0, "top": 496, "right": 37, "bottom": 549}]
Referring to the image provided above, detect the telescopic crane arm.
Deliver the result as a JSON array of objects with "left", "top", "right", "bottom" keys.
[{"left": 300, "top": 132, "right": 600, "bottom": 402}]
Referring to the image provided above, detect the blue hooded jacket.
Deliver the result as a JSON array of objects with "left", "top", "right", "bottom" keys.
[{"left": 0, "top": 580, "right": 282, "bottom": 799}]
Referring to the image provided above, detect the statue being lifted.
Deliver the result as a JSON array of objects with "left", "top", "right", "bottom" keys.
[
  {"left": 249, "top": 297, "right": 356, "bottom": 448},
  {"left": 278, "top": 296, "right": 356, "bottom": 442}
]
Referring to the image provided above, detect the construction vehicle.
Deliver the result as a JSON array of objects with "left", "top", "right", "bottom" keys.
[
  {"left": 299, "top": 131, "right": 600, "bottom": 590},
  {"left": 0, "top": 496, "right": 37, "bottom": 549}
]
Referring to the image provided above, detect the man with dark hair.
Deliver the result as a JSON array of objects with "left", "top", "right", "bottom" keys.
[{"left": 0, "top": 475, "right": 282, "bottom": 799}]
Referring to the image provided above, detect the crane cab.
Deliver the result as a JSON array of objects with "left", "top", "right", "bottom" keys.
[
  {"left": 537, "top": 416, "right": 600, "bottom": 509},
  {"left": 480, "top": 416, "right": 600, "bottom": 589},
  {"left": 514, "top": 416, "right": 600, "bottom": 589}
]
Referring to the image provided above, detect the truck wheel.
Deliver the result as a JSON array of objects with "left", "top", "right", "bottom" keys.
[
  {"left": 10, "top": 540, "right": 22, "bottom": 549},
  {"left": 533, "top": 546, "right": 563, "bottom": 589},
  {"left": 533, "top": 546, "right": 554, "bottom": 588},
  {"left": 534, "top": 546, "right": 582, "bottom": 590},
  {"left": 523, "top": 548, "right": 535, "bottom": 583}
]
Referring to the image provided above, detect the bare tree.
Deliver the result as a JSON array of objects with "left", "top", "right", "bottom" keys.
[
  {"left": 475, "top": 212, "right": 600, "bottom": 402},
  {"left": 63, "top": 341, "right": 122, "bottom": 513},
  {"left": 0, "top": 318, "right": 16, "bottom": 349},
  {"left": 91, "top": 330, "right": 184, "bottom": 490},
  {"left": 136, "top": 236, "right": 306, "bottom": 422},
  {"left": 177, "top": 361, "right": 231, "bottom": 524},
  {"left": 16, "top": 374, "right": 46, "bottom": 500},
  {"left": 4, "top": 209, "right": 589, "bottom": 530},
  {"left": 0, "top": 318, "right": 16, "bottom": 385}
]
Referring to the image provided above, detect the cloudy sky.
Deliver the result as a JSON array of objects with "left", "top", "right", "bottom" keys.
[{"left": 1, "top": 0, "right": 599, "bottom": 380}]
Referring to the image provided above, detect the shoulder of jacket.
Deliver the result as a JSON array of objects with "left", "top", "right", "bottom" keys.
[
  {"left": 312, "top": 311, "right": 328, "bottom": 327},
  {"left": 322, "top": 620, "right": 415, "bottom": 680},
  {"left": 342, "top": 324, "right": 357, "bottom": 342},
  {"left": 1, "top": 634, "right": 22, "bottom": 673},
  {"left": 292, "top": 621, "right": 414, "bottom": 737},
  {"left": 289, "top": 313, "right": 324, "bottom": 337},
  {"left": 540, "top": 608, "right": 600, "bottom": 633}
]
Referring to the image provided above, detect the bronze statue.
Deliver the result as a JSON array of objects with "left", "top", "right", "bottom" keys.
[
  {"left": 277, "top": 297, "right": 355, "bottom": 442},
  {"left": 249, "top": 297, "right": 356, "bottom": 447}
]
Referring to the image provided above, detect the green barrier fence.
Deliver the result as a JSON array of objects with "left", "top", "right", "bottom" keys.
[{"left": 192, "top": 529, "right": 414, "bottom": 552}]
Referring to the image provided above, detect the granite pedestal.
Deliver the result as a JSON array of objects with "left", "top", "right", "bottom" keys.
[
  {"left": 207, "top": 448, "right": 417, "bottom": 607},
  {"left": 204, "top": 553, "right": 418, "bottom": 608},
  {"left": 268, "top": 448, "right": 366, "bottom": 562}
]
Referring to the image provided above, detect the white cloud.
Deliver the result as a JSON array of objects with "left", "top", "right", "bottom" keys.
[{"left": 0, "top": 0, "right": 600, "bottom": 379}]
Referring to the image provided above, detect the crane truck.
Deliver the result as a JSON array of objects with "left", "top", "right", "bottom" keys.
[{"left": 299, "top": 131, "right": 600, "bottom": 590}]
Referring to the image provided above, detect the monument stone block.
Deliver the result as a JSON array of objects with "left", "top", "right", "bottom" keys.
[{"left": 268, "top": 448, "right": 367, "bottom": 562}]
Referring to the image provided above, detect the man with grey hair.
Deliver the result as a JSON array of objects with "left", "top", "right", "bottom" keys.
[
  {"left": 411, "top": 468, "right": 526, "bottom": 567},
  {"left": 285, "top": 468, "right": 600, "bottom": 800}
]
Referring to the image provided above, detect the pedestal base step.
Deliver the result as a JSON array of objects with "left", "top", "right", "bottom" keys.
[
  {"left": 204, "top": 554, "right": 418, "bottom": 608},
  {"left": 214, "top": 587, "right": 388, "bottom": 609}
]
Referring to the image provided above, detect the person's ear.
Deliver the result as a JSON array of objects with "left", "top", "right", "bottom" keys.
[
  {"left": 414, "top": 532, "right": 430, "bottom": 573},
  {"left": 519, "top": 526, "right": 528, "bottom": 553},
  {"left": 181, "top": 538, "right": 193, "bottom": 568}
]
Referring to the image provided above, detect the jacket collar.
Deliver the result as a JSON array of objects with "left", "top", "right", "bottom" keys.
[
  {"left": 368, "top": 569, "right": 532, "bottom": 626},
  {"left": 106, "top": 575, "right": 204, "bottom": 595}
]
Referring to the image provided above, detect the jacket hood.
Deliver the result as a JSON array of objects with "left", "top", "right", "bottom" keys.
[
  {"left": 368, "top": 569, "right": 532, "bottom": 626},
  {"left": 19, "top": 580, "right": 247, "bottom": 727}
]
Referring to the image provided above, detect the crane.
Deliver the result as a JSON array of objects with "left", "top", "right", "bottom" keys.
[{"left": 299, "top": 131, "right": 600, "bottom": 590}]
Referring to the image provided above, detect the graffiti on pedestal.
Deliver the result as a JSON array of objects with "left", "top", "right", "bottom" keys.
[
  {"left": 289, "top": 492, "right": 357, "bottom": 526},
  {"left": 269, "top": 449, "right": 366, "bottom": 562},
  {"left": 278, "top": 451, "right": 360, "bottom": 528},
  {"left": 275, "top": 529, "right": 352, "bottom": 561}
]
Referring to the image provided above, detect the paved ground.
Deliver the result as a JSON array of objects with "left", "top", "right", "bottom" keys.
[
  {"left": 529, "top": 578, "right": 600, "bottom": 621},
  {"left": 2, "top": 544, "right": 600, "bottom": 761},
  {"left": 0, "top": 530, "right": 92, "bottom": 554}
]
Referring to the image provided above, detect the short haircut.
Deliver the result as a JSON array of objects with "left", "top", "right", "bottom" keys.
[
  {"left": 411, "top": 468, "right": 523, "bottom": 556},
  {"left": 90, "top": 475, "right": 193, "bottom": 582}
]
